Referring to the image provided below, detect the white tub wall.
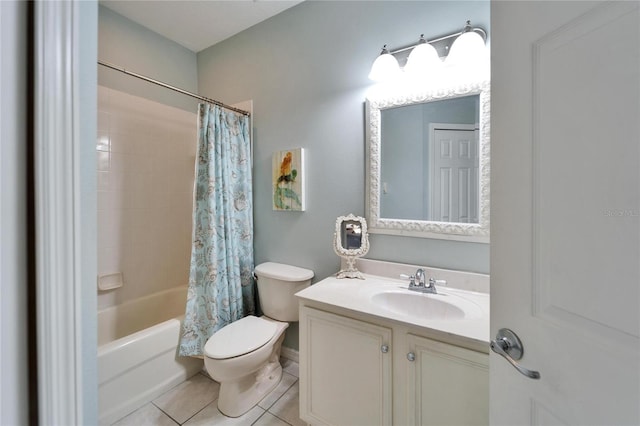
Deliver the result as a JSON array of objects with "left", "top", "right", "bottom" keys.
[
  {"left": 97, "top": 85, "right": 197, "bottom": 310},
  {"left": 97, "top": 285, "right": 189, "bottom": 346}
]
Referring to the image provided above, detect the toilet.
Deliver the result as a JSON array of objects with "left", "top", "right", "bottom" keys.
[{"left": 204, "top": 262, "right": 314, "bottom": 417}]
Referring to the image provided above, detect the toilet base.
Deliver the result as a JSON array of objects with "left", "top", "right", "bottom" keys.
[{"left": 217, "top": 359, "right": 283, "bottom": 417}]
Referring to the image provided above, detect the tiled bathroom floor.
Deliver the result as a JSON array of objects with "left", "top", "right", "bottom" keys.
[{"left": 112, "top": 359, "right": 304, "bottom": 426}]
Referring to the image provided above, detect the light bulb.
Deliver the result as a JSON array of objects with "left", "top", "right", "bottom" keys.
[
  {"left": 445, "top": 30, "right": 487, "bottom": 68},
  {"left": 405, "top": 42, "right": 443, "bottom": 78},
  {"left": 369, "top": 46, "right": 401, "bottom": 82}
]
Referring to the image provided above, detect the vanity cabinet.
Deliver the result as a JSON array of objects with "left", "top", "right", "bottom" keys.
[
  {"left": 406, "top": 334, "right": 489, "bottom": 426},
  {"left": 299, "top": 307, "right": 392, "bottom": 426},
  {"left": 299, "top": 305, "right": 488, "bottom": 426}
]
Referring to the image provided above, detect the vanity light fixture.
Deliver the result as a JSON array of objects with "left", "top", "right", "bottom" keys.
[{"left": 368, "top": 20, "right": 487, "bottom": 82}]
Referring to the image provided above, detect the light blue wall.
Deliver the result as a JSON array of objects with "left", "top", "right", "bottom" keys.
[
  {"left": 197, "top": 0, "right": 490, "bottom": 283},
  {"left": 197, "top": 0, "right": 489, "bottom": 349},
  {"left": 98, "top": 5, "right": 199, "bottom": 112}
]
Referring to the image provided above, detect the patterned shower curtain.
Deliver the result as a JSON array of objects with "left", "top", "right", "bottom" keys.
[{"left": 179, "top": 103, "right": 255, "bottom": 357}]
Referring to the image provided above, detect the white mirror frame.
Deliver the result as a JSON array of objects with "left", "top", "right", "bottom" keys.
[
  {"left": 365, "top": 79, "right": 490, "bottom": 243},
  {"left": 333, "top": 214, "right": 370, "bottom": 279}
]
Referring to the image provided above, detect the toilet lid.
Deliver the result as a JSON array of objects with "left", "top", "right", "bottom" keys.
[
  {"left": 254, "top": 262, "right": 314, "bottom": 281},
  {"left": 204, "top": 316, "right": 277, "bottom": 360}
]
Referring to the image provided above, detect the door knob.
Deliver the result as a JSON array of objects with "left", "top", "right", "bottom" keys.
[
  {"left": 490, "top": 328, "right": 541, "bottom": 380},
  {"left": 407, "top": 352, "right": 416, "bottom": 362}
]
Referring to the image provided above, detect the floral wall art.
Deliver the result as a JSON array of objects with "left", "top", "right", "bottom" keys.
[{"left": 273, "top": 148, "right": 306, "bottom": 211}]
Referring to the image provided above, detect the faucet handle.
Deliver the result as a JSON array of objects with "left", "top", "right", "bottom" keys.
[
  {"left": 425, "top": 278, "right": 446, "bottom": 294},
  {"left": 399, "top": 273, "right": 416, "bottom": 286}
]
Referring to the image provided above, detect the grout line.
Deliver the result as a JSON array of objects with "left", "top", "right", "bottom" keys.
[
  {"left": 177, "top": 399, "right": 218, "bottom": 425},
  {"left": 265, "top": 380, "right": 299, "bottom": 426},
  {"left": 118, "top": 367, "right": 299, "bottom": 425},
  {"left": 250, "top": 409, "right": 269, "bottom": 426},
  {"left": 269, "top": 412, "right": 295, "bottom": 426},
  {"left": 150, "top": 402, "right": 181, "bottom": 425},
  {"left": 160, "top": 376, "right": 221, "bottom": 424},
  {"left": 260, "top": 375, "right": 298, "bottom": 412}
]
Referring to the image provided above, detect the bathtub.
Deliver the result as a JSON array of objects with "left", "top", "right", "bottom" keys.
[{"left": 98, "top": 286, "right": 203, "bottom": 425}]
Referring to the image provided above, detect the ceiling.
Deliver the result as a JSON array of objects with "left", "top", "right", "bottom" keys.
[{"left": 100, "top": 0, "right": 303, "bottom": 52}]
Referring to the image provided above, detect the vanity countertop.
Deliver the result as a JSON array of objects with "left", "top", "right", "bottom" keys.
[{"left": 296, "top": 272, "right": 490, "bottom": 348}]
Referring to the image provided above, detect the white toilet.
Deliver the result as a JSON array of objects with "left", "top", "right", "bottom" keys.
[{"left": 204, "top": 262, "right": 314, "bottom": 417}]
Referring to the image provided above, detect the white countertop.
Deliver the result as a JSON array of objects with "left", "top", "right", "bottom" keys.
[{"left": 296, "top": 272, "right": 490, "bottom": 347}]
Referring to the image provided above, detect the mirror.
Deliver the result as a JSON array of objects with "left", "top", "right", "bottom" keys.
[
  {"left": 366, "top": 80, "right": 490, "bottom": 242},
  {"left": 341, "top": 220, "right": 364, "bottom": 249},
  {"left": 333, "top": 214, "right": 369, "bottom": 279}
]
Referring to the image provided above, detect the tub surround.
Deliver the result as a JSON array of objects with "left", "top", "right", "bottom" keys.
[{"left": 97, "top": 86, "right": 196, "bottom": 311}]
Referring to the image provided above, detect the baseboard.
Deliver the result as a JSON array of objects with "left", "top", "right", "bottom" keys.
[{"left": 280, "top": 346, "right": 299, "bottom": 363}]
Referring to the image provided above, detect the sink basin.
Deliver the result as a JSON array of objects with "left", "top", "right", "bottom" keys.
[{"left": 371, "top": 290, "right": 482, "bottom": 320}]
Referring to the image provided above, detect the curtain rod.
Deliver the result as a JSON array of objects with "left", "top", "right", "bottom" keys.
[{"left": 98, "top": 60, "right": 251, "bottom": 117}]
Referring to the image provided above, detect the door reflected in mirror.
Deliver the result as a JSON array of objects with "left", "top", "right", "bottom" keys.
[{"left": 380, "top": 95, "right": 479, "bottom": 223}]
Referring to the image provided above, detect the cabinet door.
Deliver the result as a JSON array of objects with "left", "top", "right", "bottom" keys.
[
  {"left": 406, "top": 334, "right": 488, "bottom": 426},
  {"left": 300, "top": 306, "right": 392, "bottom": 426}
]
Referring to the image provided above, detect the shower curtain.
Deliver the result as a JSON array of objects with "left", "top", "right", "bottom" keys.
[{"left": 179, "top": 103, "right": 255, "bottom": 357}]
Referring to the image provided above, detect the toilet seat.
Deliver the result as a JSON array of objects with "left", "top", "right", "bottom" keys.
[{"left": 204, "top": 316, "right": 277, "bottom": 360}]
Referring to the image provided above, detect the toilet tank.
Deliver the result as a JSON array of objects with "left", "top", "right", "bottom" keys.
[{"left": 254, "top": 262, "right": 314, "bottom": 322}]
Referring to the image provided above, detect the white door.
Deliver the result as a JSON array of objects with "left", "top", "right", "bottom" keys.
[
  {"left": 491, "top": 1, "right": 639, "bottom": 425},
  {"left": 430, "top": 125, "right": 479, "bottom": 223}
]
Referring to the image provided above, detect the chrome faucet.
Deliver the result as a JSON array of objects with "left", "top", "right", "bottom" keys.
[{"left": 402, "top": 268, "right": 438, "bottom": 294}]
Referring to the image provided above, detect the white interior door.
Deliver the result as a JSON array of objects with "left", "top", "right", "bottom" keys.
[
  {"left": 430, "top": 125, "right": 478, "bottom": 223},
  {"left": 491, "top": 1, "right": 639, "bottom": 424}
]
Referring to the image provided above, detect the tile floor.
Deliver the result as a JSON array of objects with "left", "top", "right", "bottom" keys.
[{"left": 112, "top": 359, "right": 305, "bottom": 426}]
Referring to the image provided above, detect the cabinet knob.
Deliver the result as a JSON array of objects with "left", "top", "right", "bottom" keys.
[
  {"left": 407, "top": 352, "right": 416, "bottom": 362},
  {"left": 381, "top": 344, "right": 389, "bottom": 353}
]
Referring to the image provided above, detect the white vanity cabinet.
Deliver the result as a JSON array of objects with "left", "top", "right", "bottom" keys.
[
  {"left": 299, "top": 304, "right": 489, "bottom": 426},
  {"left": 297, "top": 266, "right": 490, "bottom": 426},
  {"left": 299, "top": 306, "right": 392, "bottom": 426},
  {"left": 406, "top": 333, "right": 488, "bottom": 426}
]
